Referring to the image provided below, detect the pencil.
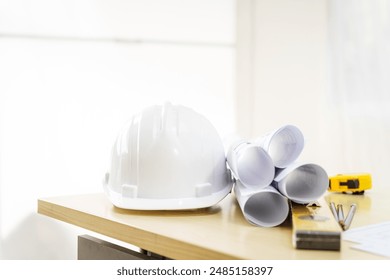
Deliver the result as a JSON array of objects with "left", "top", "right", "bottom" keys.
[
  {"left": 337, "top": 204, "right": 345, "bottom": 228},
  {"left": 329, "top": 202, "right": 338, "bottom": 220},
  {"left": 343, "top": 204, "right": 357, "bottom": 231}
]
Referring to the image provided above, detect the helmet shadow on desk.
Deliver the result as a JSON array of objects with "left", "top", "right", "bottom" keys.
[{"left": 111, "top": 204, "right": 222, "bottom": 217}]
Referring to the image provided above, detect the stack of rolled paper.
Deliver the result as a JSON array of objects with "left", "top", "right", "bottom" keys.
[{"left": 226, "top": 125, "right": 328, "bottom": 227}]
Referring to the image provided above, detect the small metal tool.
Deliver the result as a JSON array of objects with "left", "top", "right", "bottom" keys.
[
  {"left": 343, "top": 203, "right": 357, "bottom": 231},
  {"left": 329, "top": 202, "right": 357, "bottom": 231},
  {"left": 329, "top": 202, "right": 338, "bottom": 219},
  {"left": 337, "top": 204, "right": 345, "bottom": 228}
]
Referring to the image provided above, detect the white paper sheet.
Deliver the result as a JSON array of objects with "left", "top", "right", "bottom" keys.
[
  {"left": 234, "top": 181, "right": 289, "bottom": 227},
  {"left": 343, "top": 221, "right": 390, "bottom": 258},
  {"left": 256, "top": 125, "right": 304, "bottom": 168},
  {"left": 273, "top": 162, "right": 328, "bottom": 204},
  {"left": 226, "top": 140, "right": 275, "bottom": 189}
]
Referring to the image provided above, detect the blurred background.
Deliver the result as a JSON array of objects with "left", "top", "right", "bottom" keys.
[{"left": 1, "top": 0, "right": 389, "bottom": 259}]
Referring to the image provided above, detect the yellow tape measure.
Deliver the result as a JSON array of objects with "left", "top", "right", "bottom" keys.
[{"left": 328, "top": 173, "right": 372, "bottom": 194}]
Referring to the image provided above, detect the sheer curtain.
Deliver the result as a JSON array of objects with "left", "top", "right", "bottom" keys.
[
  {"left": 329, "top": 0, "right": 390, "bottom": 186},
  {"left": 330, "top": 0, "right": 390, "bottom": 115},
  {"left": 235, "top": 0, "right": 390, "bottom": 187}
]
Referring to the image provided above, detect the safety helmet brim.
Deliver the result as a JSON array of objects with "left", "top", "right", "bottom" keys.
[{"left": 104, "top": 183, "right": 232, "bottom": 210}]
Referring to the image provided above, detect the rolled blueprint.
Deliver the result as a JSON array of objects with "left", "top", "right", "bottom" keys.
[
  {"left": 234, "top": 181, "right": 290, "bottom": 227},
  {"left": 256, "top": 125, "right": 304, "bottom": 168},
  {"left": 226, "top": 140, "right": 275, "bottom": 189},
  {"left": 273, "top": 163, "right": 328, "bottom": 204}
]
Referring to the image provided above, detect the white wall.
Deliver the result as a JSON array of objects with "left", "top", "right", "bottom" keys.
[
  {"left": 236, "top": 0, "right": 328, "bottom": 140},
  {"left": 236, "top": 0, "right": 342, "bottom": 173},
  {"left": 0, "top": 0, "right": 236, "bottom": 259}
]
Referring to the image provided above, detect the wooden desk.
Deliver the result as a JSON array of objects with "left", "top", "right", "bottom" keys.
[{"left": 37, "top": 191, "right": 389, "bottom": 260}]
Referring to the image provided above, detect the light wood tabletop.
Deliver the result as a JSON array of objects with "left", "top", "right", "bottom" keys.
[{"left": 37, "top": 190, "right": 390, "bottom": 260}]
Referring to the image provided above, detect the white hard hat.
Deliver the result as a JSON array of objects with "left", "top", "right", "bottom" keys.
[{"left": 103, "top": 103, "right": 233, "bottom": 210}]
